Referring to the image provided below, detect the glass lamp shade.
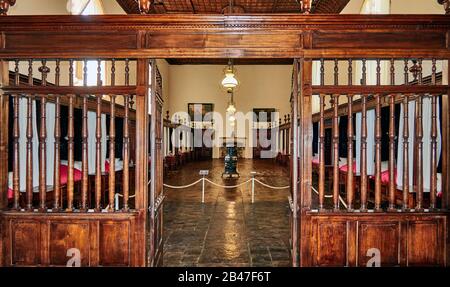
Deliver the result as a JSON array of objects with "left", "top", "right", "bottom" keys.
[
  {"left": 226, "top": 104, "right": 236, "bottom": 114},
  {"left": 228, "top": 115, "right": 236, "bottom": 122},
  {"left": 221, "top": 70, "right": 238, "bottom": 89},
  {"left": 230, "top": 121, "right": 236, "bottom": 127}
]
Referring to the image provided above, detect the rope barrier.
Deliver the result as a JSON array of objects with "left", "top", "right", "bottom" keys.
[
  {"left": 204, "top": 178, "right": 252, "bottom": 189},
  {"left": 163, "top": 178, "right": 203, "bottom": 189},
  {"left": 311, "top": 186, "right": 348, "bottom": 209},
  {"left": 254, "top": 179, "right": 290, "bottom": 190}
]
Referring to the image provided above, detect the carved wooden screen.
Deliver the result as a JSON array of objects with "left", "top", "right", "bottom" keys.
[{"left": 148, "top": 60, "right": 164, "bottom": 266}]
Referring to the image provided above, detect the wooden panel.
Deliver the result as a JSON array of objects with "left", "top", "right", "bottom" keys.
[
  {"left": 316, "top": 221, "right": 347, "bottom": 266},
  {"left": 99, "top": 221, "right": 130, "bottom": 266},
  {"left": 146, "top": 33, "right": 301, "bottom": 49},
  {"left": 4, "top": 32, "right": 138, "bottom": 50},
  {"left": 49, "top": 221, "right": 90, "bottom": 266},
  {"left": 407, "top": 220, "right": 443, "bottom": 266},
  {"left": 357, "top": 222, "right": 400, "bottom": 267},
  {"left": 312, "top": 31, "right": 446, "bottom": 49},
  {"left": 10, "top": 220, "right": 40, "bottom": 266}
]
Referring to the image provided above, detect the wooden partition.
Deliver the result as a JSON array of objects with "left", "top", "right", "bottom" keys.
[{"left": 0, "top": 14, "right": 449, "bottom": 267}]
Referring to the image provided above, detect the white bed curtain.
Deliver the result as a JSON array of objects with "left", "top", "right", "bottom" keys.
[
  {"left": 396, "top": 98, "right": 442, "bottom": 192},
  {"left": 355, "top": 109, "right": 376, "bottom": 175},
  {"left": 16, "top": 98, "right": 39, "bottom": 191},
  {"left": 45, "top": 102, "right": 55, "bottom": 186},
  {"left": 87, "top": 111, "right": 107, "bottom": 174}
]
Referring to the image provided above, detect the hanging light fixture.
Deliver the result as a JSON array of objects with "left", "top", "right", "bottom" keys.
[{"left": 221, "top": 59, "right": 239, "bottom": 92}]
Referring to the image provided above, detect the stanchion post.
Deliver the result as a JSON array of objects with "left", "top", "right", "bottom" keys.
[
  {"left": 251, "top": 171, "right": 256, "bottom": 204},
  {"left": 199, "top": 170, "right": 209, "bottom": 204}
]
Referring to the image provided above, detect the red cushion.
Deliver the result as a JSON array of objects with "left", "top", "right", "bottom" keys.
[
  {"left": 7, "top": 188, "right": 13, "bottom": 199},
  {"left": 312, "top": 158, "right": 320, "bottom": 165},
  {"left": 339, "top": 163, "right": 356, "bottom": 173},
  {"left": 60, "top": 164, "right": 82, "bottom": 185},
  {"left": 380, "top": 169, "right": 397, "bottom": 185}
]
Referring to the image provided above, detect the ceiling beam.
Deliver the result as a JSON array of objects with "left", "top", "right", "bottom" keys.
[
  {"left": 116, "top": 0, "right": 141, "bottom": 14},
  {"left": 312, "top": 0, "right": 350, "bottom": 14}
]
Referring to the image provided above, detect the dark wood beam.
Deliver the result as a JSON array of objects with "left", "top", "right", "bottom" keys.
[
  {"left": 116, "top": 0, "right": 140, "bottom": 14},
  {"left": 312, "top": 0, "right": 350, "bottom": 14}
]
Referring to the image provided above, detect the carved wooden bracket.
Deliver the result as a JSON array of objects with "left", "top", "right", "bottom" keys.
[
  {"left": 138, "top": 0, "right": 152, "bottom": 14},
  {"left": 301, "top": 0, "right": 312, "bottom": 14},
  {"left": 438, "top": 0, "right": 450, "bottom": 14},
  {"left": 0, "top": 0, "right": 16, "bottom": 15}
]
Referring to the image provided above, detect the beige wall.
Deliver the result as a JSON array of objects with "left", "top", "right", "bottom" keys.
[
  {"left": 343, "top": 0, "right": 445, "bottom": 14},
  {"left": 167, "top": 64, "right": 292, "bottom": 158},
  {"left": 8, "top": 0, "right": 125, "bottom": 15}
]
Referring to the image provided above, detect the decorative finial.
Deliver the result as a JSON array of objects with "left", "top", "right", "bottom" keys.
[
  {"left": 166, "top": 110, "right": 169, "bottom": 120},
  {"left": 438, "top": 0, "right": 450, "bottom": 14},
  {"left": 287, "top": 114, "right": 291, "bottom": 123},
  {"left": 0, "top": 0, "right": 16, "bottom": 15},
  {"left": 138, "top": 0, "right": 152, "bottom": 14},
  {"left": 284, "top": 115, "right": 287, "bottom": 123},
  {"left": 301, "top": 0, "right": 312, "bottom": 14}
]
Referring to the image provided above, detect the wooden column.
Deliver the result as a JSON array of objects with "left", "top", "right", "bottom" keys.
[
  {"left": 0, "top": 60, "right": 9, "bottom": 209},
  {"left": 134, "top": 58, "right": 150, "bottom": 266},
  {"left": 442, "top": 60, "right": 450, "bottom": 211}
]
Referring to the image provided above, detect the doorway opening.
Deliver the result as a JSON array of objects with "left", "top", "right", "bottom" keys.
[{"left": 158, "top": 58, "right": 295, "bottom": 267}]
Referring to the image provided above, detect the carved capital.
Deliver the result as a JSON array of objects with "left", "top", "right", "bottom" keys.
[
  {"left": 0, "top": 0, "right": 16, "bottom": 15},
  {"left": 438, "top": 0, "right": 450, "bottom": 14},
  {"left": 301, "top": 0, "right": 312, "bottom": 14},
  {"left": 138, "top": 0, "right": 152, "bottom": 14}
]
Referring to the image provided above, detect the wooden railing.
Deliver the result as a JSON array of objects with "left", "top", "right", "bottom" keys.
[
  {"left": 311, "top": 58, "right": 447, "bottom": 212},
  {"left": 3, "top": 58, "right": 138, "bottom": 212}
]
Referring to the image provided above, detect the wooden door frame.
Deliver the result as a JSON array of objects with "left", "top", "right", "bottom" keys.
[{"left": 0, "top": 14, "right": 450, "bottom": 266}]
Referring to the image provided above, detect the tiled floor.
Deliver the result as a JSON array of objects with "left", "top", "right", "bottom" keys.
[{"left": 163, "top": 159, "right": 291, "bottom": 267}]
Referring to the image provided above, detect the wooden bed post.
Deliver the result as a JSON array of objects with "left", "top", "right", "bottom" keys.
[
  {"left": 0, "top": 60, "right": 8, "bottom": 210},
  {"left": 0, "top": 59, "right": 8, "bottom": 267},
  {"left": 135, "top": 58, "right": 150, "bottom": 266}
]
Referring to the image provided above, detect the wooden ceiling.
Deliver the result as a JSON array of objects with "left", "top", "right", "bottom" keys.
[
  {"left": 116, "top": 0, "right": 350, "bottom": 15},
  {"left": 116, "top": 0, "right": 350, "bottom": 65}
]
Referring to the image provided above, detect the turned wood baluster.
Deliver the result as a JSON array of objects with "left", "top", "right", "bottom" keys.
[
  {"left": 348, "top": 59, "right": 353, "bottom": 85},
  {"left": 26, "top": 60, "right": 33, "bottom": 210},
  {"left": 97, "top": 60, "right": 102, "bottom": 86},
  {"left": 111, "top": 59, "right": 116, "bottom": 86},
  {"left": 418, "top": 59, "right": 423, "bottom": 85},
  {"left": 108, "top": 95, "right": 116, "bottom": 211},
  {"left": 375, "top": 94, "right": 382, "bottom": 211},
  {"left": 320, "top": 59, "right": 324, "bottom": 86},
  {"left": 402, "top": 95, "right": 409, "bottom": 210},
  {"left": 362, "top": 59, "right": 367, "bottom": 85},
  {"left": 38, "top": 93, "right": 47, "bottom": 211},
  {"left": 14, "top": 59, "right": 19, "bottom": 86},
  {"left": 95, "top": 96, "right": 102, "bottom": 211},
  {"left": 360, "top": 95, "right": 368, "bottom": 211},
  {"left": 347, "top": 94, "right": 354, "bottom": 211},
  {"left": 83, "top": 59, "right": 88, "bottom": 86},
  {"left": 12, "top": 61, "right": 20, "bottom": 209},
  {"left": 125, "top": 59, "right": 130, "bottom": 86},
  {"left": 12, "top": 94, "right": 20, "bottom": 209},
  {"left": 53, "top": 94, "right": 61, "bottom": 211},
  {"left": 25, "top": 95, "right": 33, "bottom": 210},
  {"left": 416, "top": 95, "right": 424, "bottom": 210},
  {"left": 67, "top": 94, "right": 75, "bottom": 211},
  {"left": 334, "top": 59, "right": 339, "bottom": 86},
  {"left": 432, "top": 59, "right": 437, "bottom": 85},
  {"left": 430, "top": 94, "right": 438, "bottom": 209},
  {"left": 123, "top": 95, "right": 130, "bottom": 211},
  {"left": 69, "top": 60, "right": 74, "bottom": 86},
  {"left": 376, "top": 59, "right": 381, "bottom": 85},
  {"left": 332, "top": 94, "right": 340, "bottom": 210},
  {"left": 404, "top": 59, "right": 409, "bottom": 85},
  {"left": 38, "top": 60, "right": 49, "bottom": 211},
  {"left": 53, "top": 60, "right": 61, "bottom": 210},
  {"left": 318, "top": 94, "right": 325, "bottom": 210},
  {"left": 390, "top": 59, "right": 395, "bottom": 85},
  {"left": 81, "top": 95, "right": 89, "bottom": 211},
  {"left": 388, "top": 94, "right": 396, "bottom": 210}
]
